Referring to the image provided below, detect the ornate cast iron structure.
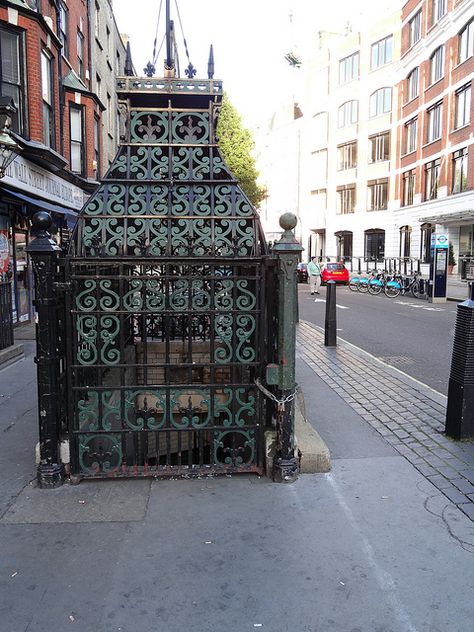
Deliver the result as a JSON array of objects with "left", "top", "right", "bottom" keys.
[
  {"left": 27, "top": 5, "right": 302, "bottom": 485},
  {"left": 58, "top": 69, "right": 276, "bottom": 481}
]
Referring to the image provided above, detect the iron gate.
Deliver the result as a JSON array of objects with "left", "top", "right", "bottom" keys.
[{"left": 58, "top": 77, "right": 274, "bottom": 480}]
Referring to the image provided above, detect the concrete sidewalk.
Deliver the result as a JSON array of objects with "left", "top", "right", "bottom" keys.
[{"left": 0, "top": 331, "right": 473, "bottom": 631}]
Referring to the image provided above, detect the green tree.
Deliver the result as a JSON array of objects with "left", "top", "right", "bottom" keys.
[{"left": 217, "top": 93, "right": 266, "bottom": 208}]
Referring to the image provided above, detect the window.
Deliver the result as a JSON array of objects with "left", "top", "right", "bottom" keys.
[
  {"left": 399, "top": 226, "right": 412, "bottom": 258},
  {"left": 402, "top": 169, "right": 416, "bottom": 206},
  {"left": 41, "top": 50, "right": 54, "bottom": 148},
  {"left": 335, "top": 231, "right": 353, "bottom": 261},
  {"left": 93, "top": 115, "right": 100, "bottom": 178},
  {"left": 94, "top": 2, "right": 100, "bottom": 39},
  {"left": 458, "top": 19, "right": 474, "bottom": 64},
  {"left": 367, "top": 179, "right": 388, "bottom": 211},
  {"left": 338, "top": 100, "right": 358, "bottom": 127},
  {"left": 420, "top": 224, "right": 434, "bottom": 263},
  {"left": 0, "top": 27, "right": 25, "bottom": 134},
  {"left": 407, "top": 67, "right": 419, "bottom": 101},
  {"left": 452, "top": 147, "right": 468, "bottom": 194},
  {"left": 107, "top": 93, "right": 112, "bottom": 130},
  {"left": 59, "top": 2, "right": 68, "bottom": 58},
  {"left": 364, "top": 230, "right": 385, "bottom": 261},
  {"left": 371, "top": 35, "right": 393, "bottom": 69},
  {"left": 424, "top": 159, "right": 440, "bottom": 200},
  {"left": 404, "top": 117, "right": 417, "bottom": 154},
  {"left": 369, "top": 88, "right": 391, "bottom": 117},
  {"left": 337, "top": 141, "right": 357, "bottom": 170},
  {"left": 339, "top": 52, "right": 359, "bottom": 84},
  {"left": 426, "top": 102, "right": 442, "bottom": 143},
  {"left": 431, "top": 0, "right": 446, "bottom": 26},
  {"left": 311, "top": 189, "right": 327, "bottom": 213},
  {"left": 96, "top": 73, "right": 101, "bottom": 100},
  {"left": 409, "top": 11, "right": 422, "bottom": 47},
  {"left": 429, "top": 46, "right": 444, "bottom": 84},
  {"left": 336, "top": 185, "right": 356, "bottom": 214},
  {"left": 455, "top": 83, "right": 471, "bottom": 129},
  {"left": 369, "top": 131, "right": 390, "bottom": 163},
  {"left": 77, "top": 31, "right": 84, "bottom": 80},
  {"left": 70, "top": 106, "right": 84, "bottom": 174}
]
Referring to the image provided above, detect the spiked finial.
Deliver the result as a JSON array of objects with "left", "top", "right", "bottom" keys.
[
  {"left": 207, "top": 45, "right": 215, "bottom": 79},
  {"left": 124, "top": 41, "right": 134, "bottom": 76}
]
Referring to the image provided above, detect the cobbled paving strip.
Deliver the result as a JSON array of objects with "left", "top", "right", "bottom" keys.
[{"left": 297, "top": 320, "right": 474, "bottom": 522}]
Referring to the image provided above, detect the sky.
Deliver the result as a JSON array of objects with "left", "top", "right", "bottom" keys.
[{"left": 113, "top": 0, "right": 400, "bottom": 127}]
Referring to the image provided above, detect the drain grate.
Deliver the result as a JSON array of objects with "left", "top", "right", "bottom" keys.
[{"left": 379, "top": 355, "right": 415, "bottom": 367}]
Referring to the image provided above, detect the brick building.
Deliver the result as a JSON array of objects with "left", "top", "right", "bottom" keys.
[
  {"left": 0, "top": 0, "right": 125, "bottom": 330},
  {"left": 395, "top": 0, "right": 474, "bottom": 276}
]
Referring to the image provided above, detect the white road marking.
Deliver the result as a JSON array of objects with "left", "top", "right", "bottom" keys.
[
  {"left": 314, "top": 299, "right": 349, "bottom": 309},
  {"left": 393, "top": 301, "right": 443, "bottom": 312}
]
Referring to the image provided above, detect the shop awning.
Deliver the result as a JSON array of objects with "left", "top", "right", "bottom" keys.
[
  {"left": 2, "top": 187, "right": 79, "bottom": 229},
  {"left": 419, "top": 210, "right": 474, "bottom": 224}
]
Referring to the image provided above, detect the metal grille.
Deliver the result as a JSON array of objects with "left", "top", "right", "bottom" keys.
[{"left": 65, "top": 101, "right": 271, "bottom": 479}]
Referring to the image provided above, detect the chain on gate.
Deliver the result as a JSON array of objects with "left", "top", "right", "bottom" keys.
[{"left": 254, "top": 378, "right": 299, "bottom": 453}]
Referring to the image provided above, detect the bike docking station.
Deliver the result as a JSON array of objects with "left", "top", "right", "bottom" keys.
[{"left": 429, "top": 233, "right": 448, "bottom": 303}]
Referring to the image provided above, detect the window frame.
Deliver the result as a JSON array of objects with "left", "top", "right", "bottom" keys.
[
  {"left": 338, "top": 100, "right": 358, "bottom": 128},
  {"left": 402, "top": 169, "right": 416, "bottom": 206},
  {"left": 454, "top": 83, "right": 471, "bottom": 129},
  {"left": 59, "top": 1, "right": 69, "bottom": 58},
  {"left": 336, "top": 184, "right": 356, "bottom": 215},
  {"left": 339, "top": 52, "right": 359, "bottom": 84},
  {"left": 369, "top": 87, "right": 392, "bottom": 118},
  {"left": 70, "top": 105, "right": 85, "bottom": 175},
  {"left": 337, "top": 141, "right": 357, "bottom": 171},
  {"left": 426, "top": 101, "right": 442, "bottom": 144},
  {"left": 0, "top": 25, "right": 26, "bottom": 135},
  {"left": 368, "top": 131, "right": 390, "bottom": 164},
  {"left": 429, "top": 45, "right": 444, "bottom": 84},
  {"left": 409, "top": 11, "right": 422, "bottom": 48},
  {"left": 431, "top": 0, "right": 446, "bottom": 26},
  {"left": 41, "top": 49, "right": 55, "bottom": 149},
  {"left": 452, "top": 147, "right": 468, "bottom": 194},
  {"left": 77, "top": 30, "right": 84, "bottom": 80},
  {"left": 404, "top": 117, "right": 417, "bottom": 154},
  {"left": 367, "top": 178, "right": 388, "bottom": 211},
  {"left": 424, "top": 158, "right": 441, "bottom": 201},
  {"left": 407, "top": 67, "right": 419, "bottom": 101},
  {"left": 371, "top": 35, "right": 393, "bottom": 69},
  {"left": 458, "top": 19, "right": 474, "bottom": 64}
]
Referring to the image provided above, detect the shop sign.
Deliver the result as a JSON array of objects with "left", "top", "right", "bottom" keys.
[{"left": 3, "top": 156, "right": 87, "bottom": 210}]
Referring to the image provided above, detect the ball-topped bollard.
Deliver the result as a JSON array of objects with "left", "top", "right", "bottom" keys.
[
  {"left": 31, "top": 211, "right": 53, "bottom": 234},
  {"left": 279, "top": 212, "right": 298, "bottom": 231}
]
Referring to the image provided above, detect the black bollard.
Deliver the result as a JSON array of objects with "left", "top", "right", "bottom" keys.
[
  {"left": 445, "top": 282, "right": 474, "bottom": 440},
  {"left": 324, "top": 281, "right": 337, "bottom": 347}
]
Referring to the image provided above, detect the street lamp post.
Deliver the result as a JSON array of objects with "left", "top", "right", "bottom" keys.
[{"left": 0, "top": 98, "right": 22, "bottom": 179}]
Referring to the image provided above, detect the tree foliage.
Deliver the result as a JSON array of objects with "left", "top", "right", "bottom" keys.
[{"left": 216, "top": 93, "right": 266, "bottom": 208}]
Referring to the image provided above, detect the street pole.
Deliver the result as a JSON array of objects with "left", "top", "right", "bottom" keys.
[
  {"left": 325, "top": 280, "right": 337, "bottom": 347},
  {"left": 26, "top": 211, "right": 65, "bottom": 488},
  {"left": 270, "top": 212, "right": 303, "bottom": 483}
]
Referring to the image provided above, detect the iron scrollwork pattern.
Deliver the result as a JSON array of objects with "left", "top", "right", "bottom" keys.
[{"left": 68, "top": 89, "right": 268, "bottom": 479}]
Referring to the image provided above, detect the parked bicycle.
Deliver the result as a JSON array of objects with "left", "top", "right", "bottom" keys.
[{"left": 383, "top": 271, "right": 424, "bottom": 298}]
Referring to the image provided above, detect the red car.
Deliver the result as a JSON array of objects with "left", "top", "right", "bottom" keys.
[{"left": 321, "top": 262, "right": 350, "bottom": 285}]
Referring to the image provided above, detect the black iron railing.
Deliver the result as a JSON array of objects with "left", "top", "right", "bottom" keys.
[{"left": 0, "top": 281, "right": 14, "bottom": 351}]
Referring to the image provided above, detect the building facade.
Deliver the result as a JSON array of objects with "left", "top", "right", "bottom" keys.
[
  {"left": 258, "top": 1, "right": 473, "bottom": 280},
  {"left": 395, "top": 0, "right": 474, "bottom": 277},
  {"left": 0, "top": 0, "right": 125, "bottom": 329}
]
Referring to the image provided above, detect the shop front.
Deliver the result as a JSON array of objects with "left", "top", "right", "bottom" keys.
[{"left": 0, "top": 155, "right": 88, "bottom": 328}]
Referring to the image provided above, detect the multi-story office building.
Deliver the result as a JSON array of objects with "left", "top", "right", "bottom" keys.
[
  {"left": 299, "top": 12, "right": 401, "bottom": 263},
  {"left": 259, "top": 1, "right": 473, "bottom": 280},
  {"left": 395, "top": 0, "right": 474, "bottom": 276},
  {"left": 0, "top": 0, "right": 126, "bottom": 329}
]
